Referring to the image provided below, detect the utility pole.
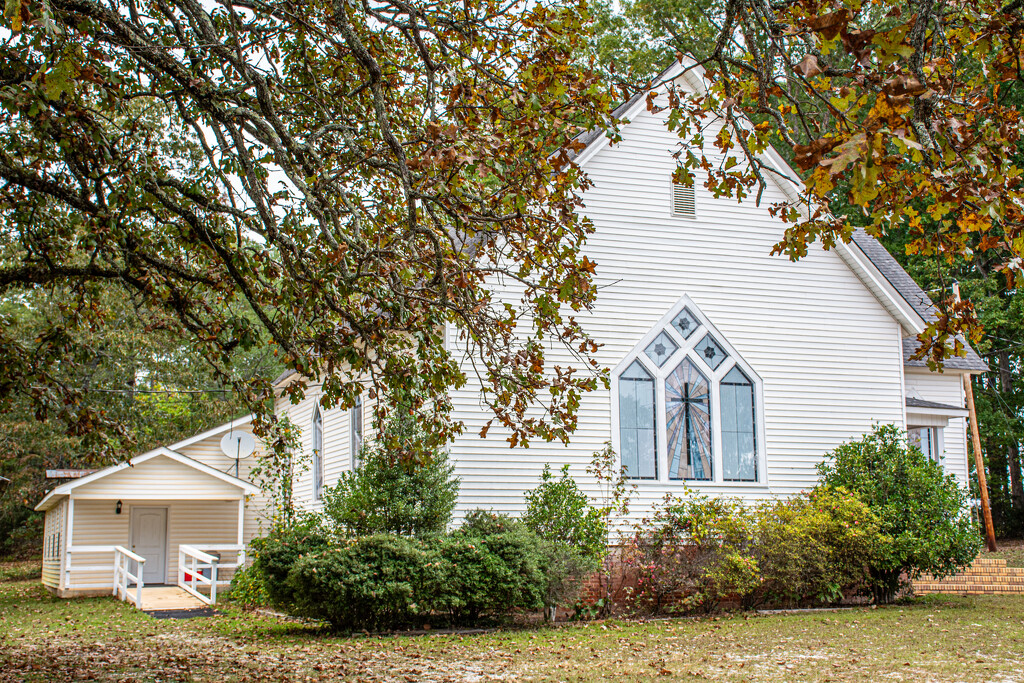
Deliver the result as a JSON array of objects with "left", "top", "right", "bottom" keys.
[{"left": 953, "top": 282, "right": 998, "bottom": 552}]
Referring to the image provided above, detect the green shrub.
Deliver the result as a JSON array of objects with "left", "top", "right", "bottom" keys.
[
  {"left": 524, "top": 464, "right": 607, "bottom": 563},
  {"left": 624, "top": 492, "right": 757, "bottom": 614},
  {"left": 522, "top": 465, "right": 607, "bottom": 613},
  {"left": 458, "top": 508, "right": 594, "bottom": 616},
  {"left": 751, "top": 487, "right": 883, "bottom": 607},
  {"left": 460, "top": 508, "right": 522, "bottom": 536},
  {"left": 322, "top": 408, "right": 459, "bottom": 536},
  {"left": 286, "top": 534, "right": 440, "bottom": 631},
  {"left": 439, "top": 522, "right": 548, "bottom": 623},
  {"left": 818, "top": 424, "right": 981, "bottom": 602},
  {"left": 249, "top": 514, "right": 330, "bottom": 609},
  {"left": 227, "top": 563, "right": 270, "bottom": 609},
  {"left": 260, "top": 519, "right": 553, "bottom": 630}
]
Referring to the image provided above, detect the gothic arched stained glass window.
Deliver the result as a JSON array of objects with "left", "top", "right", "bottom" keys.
[{"left": 616, "top": 298, "right": 763, "bottom": 484}]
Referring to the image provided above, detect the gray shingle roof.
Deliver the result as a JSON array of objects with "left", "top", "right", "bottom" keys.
[
  {"left": 902, "top": 338, "right": 988, "bottom": 371},
  {"left": 849, "top": 230, "right": 987, "bottom": 371},
  {"left": 273, "top": 369, "right": 297, "bottom": 386},
  {"left": 906, "top": 396, "right": 965, "bottom": 411},
  {"left": 567, "top": 90, "right": 646, "bottom": 162}
]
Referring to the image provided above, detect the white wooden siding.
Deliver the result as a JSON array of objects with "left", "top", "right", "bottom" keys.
[
  {"left": 275, "top": 386, "right": 373, "bottom": 513},
  {"left": 904, "top": 367, "right": 971, "bottom": 488},
  {"left": 68, "top": 499, "right": 240, "bottom": 589},
  {"left": 41, "top": 499, "right": 65, "bottom": 588},
  {"left": 74, "top": 454, "right": 243, "bottom": 499},
  {"left": 444, "top": 98, "right": 908, "bottom": 521},
  {"left": 173, "top": 428, "right": 270, "bottom": 543}
]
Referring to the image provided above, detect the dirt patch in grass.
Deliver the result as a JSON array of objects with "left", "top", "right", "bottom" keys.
[
  {"left": 990, "top": 539, "right": 1024, "bottom": 568},
  {"left": 2, "top": 580, "right": 1023, "bottom": 682}
]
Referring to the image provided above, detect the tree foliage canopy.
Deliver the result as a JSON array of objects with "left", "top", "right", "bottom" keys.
[
  {"left": 595, "top": 0, "right": 1024, "bottom": 366},
  {"left": 1, "top": 0, "right": 615, "bottom": 454}
]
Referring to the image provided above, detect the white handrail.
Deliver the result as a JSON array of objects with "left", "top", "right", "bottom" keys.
[
  {"left": 178, "top": 544, "right": 220, "bottom": 605},
  {"left": 112, "top": 546, "right": 145, "bottom": 609}
]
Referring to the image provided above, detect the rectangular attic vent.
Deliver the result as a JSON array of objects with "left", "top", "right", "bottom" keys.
[{"left": 671, "top": 183, "right": 696, "bottom": 218}]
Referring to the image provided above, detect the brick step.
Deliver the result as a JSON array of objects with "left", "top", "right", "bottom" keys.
[
  {"left": 911, "top": 557, "right": 1024, "bottom": 595},
  {"left": 970, "top": 558, "right": 1008, "bottom": 568},
  {"left": 917, "top": 574, "right": 1024, "bottom": 584},
  {"left": 917, "top": 585, "right": 1024, "bottom": 593},
  {"left": 916, "top": 574, "right": 1024, "bottom": 581},
  {"left": 915, "top": 580, "right": 1024, "bottom": 590}
]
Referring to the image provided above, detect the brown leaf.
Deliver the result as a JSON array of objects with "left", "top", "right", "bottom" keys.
[
  {"left": 792, "top": 137, "right": 840, "bottom": 170},
  {"left": 806, "top": 10, "right": 850, "bottom": 40},
  {"left": 794, "top": 54, "right": 823, "bottom": 78}
]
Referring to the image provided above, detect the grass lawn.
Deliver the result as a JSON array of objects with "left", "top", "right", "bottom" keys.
[
  {"left": 990, "top": 539, "right": 1024, "bottom": 568},
  {"left": 2, "top": 562, "right": 1023, "bottom": 682}
]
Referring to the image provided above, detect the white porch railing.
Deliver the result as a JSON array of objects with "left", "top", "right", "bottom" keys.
[
  {"left": 177, "top": 544, "right": 245, "bottom": 605},
  {"left": 112, "top": 546, "right": 146, "bottom": 609}
]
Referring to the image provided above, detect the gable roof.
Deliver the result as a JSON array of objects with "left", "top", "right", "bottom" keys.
[
  {"left": 169, "top": 414, "right": 255, "bottom": 452},
  {"left": 35, "top": 447, "right": 258, "bottom": 512},
  {"left": 571, "top": 60, "right": 988, "bottom": 372}
]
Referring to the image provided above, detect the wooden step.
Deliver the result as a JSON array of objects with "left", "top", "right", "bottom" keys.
[{"left": 139, "top": 586, "right": 206, "bottom": 611}]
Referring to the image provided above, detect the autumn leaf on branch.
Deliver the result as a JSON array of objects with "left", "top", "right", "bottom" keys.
[
  {"left": 648, "top": 0, "right": 1024, "bottom": 367},
  {"left": 0, "top": 0, "right": 616, "bottom": 460}
]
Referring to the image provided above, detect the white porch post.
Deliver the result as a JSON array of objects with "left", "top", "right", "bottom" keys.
[
  {"left": 63, "top": 497, "right": 75, "bottom": 591},
  {"left": 236, "top": 497, "right": 245, "bottom": 567}
]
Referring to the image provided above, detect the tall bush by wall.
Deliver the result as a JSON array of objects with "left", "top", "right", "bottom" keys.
[
  {"left": 322, "top": 404, "right": 459, "bottom": 537},
  {"left": 818, "top": 424, "right": 981, "bottom": 602}
]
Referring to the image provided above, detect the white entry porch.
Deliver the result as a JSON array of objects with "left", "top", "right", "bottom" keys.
[{"left": 36, "top": 447, "right": 259, "bottom": 606}]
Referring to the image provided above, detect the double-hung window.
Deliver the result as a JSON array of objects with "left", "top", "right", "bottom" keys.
[
  {"left": 351, "top": 395, "right": 363, "bottom": 469},
  {"left": 311, "top": 406, "right": 324, "bottom": 501},
  {"left": 616, "top": 298, "right": 763, "bottom": 484},
  {"left": 908, "top": 426, "right": 940, "bottom": 462}
]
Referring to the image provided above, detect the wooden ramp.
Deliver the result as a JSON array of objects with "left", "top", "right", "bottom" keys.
[
  {"left": 914, "top": 558, "right": 1024, "bottom": 595},
  {"left": 139, "top": 586, "right": 207, "bottom": 611}
]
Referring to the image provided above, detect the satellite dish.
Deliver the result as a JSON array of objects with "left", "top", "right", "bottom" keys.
[{"left": 220, "top": 431, "right": 257, "bottom": 460}]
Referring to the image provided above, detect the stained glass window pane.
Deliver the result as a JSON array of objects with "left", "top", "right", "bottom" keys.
[
  {"left": 619, "top": 361, "right": 657, "bottom": 479},
  {"left": 721, "top": 366, "right": 756, "bottom": 482},
  {"left": 666, "top": 359, "right": 712, "bottom": 480},
  {"left": 672, "top": 307, "right": 700, "bottom": 339},
  {"left": 644, "top": 331, "right": 679, "bottom": 367},
  {"left": 695, "top": 334, "right": 728, "bottom": 370}
]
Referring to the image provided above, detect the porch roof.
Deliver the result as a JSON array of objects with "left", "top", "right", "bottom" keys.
[{"left": 35, "top": 447, "right": 258, "bottom": 512}]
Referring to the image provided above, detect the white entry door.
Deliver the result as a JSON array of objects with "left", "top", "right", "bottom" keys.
[{"left": 130, "top": 507, "right": 167, "bottom": 584}]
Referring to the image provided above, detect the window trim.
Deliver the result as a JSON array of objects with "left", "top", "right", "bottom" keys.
[
  {"left": 908, "top": 425, "right": 944, "bottom": 463},
  {"left": 311, "top": 405, "right": 323, "bottom": 501},
  {"left": 350, "top": 395, "right": 363, "bottom": 469},
  {"left": 669, "top": 179, "right": 697, "bottom": 219},
  {"left": 610, "top": 294, "right": 768, "bottom": 487}
]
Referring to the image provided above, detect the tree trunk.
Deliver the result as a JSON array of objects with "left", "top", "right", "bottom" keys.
[{"left": 999, "top": 352, "right": 1024, "bottom": 517}]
